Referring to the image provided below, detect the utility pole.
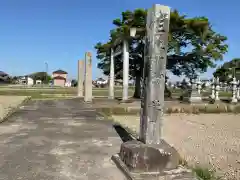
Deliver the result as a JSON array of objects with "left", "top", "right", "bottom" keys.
[{"left": 45, "top": 62, "right": 48, "bottom": 84}]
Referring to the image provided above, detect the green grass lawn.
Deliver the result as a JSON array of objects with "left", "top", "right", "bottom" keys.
[
  {"left": 0, "top": 88, "right": 135, "bottom": 99},
  {"left": 0, "top": 86, "right": 232, "bottom": 99}
]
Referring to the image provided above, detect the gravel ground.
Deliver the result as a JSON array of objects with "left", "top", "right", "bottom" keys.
[
  {"left": 112, "top": 114, "right": 240, "bottom": 180},
  {"left": 0, "top": 96, "right": 28, "bottom": 120}
]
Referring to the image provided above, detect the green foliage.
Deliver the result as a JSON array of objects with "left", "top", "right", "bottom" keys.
[
  {"left": 193, "top": 166, "right": 220, "bottom": 180},
  {"left": 28, "top": 72, "right": 52, "bottom": 84},
  {"left": 213, "top": 58, "right": 240, "bottom": 82},
  {"left": 95, "top": 8, "right": 228, "bottom": 80}
]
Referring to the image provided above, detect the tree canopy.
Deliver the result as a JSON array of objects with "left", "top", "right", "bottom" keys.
[
  {"left": 28, "top": 72, "right": 52, "bottom": 83},
  {"left": 95, "top": 8, "right": 228, "bottom": 97},
  {"left": 213, "top": 58, "right": 240, "bottom": 82}
]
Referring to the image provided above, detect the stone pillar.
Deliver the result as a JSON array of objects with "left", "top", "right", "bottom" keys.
[
  {"left": 210, "top": 78, "right": 215, "bottom": 99},
  {"left": 196, "top": 77, "right": 201, "bottom": 94},
  {"left": 139, "top": 5, "right": 170, "bottom": 145},
  {"left": 231, "top": 77, "right": 238, "bottom": 103},
  {"left": 237, "top": 80, "right": 240, "bottom": 100},
  {"left": 77, "top": 60, "right": 84, "bottom": 97},
  {"left": 122, "top": 40, "right": 129, "bottom": 101},
  {"left": 224, "top": 82, "right": 228, "bottom": 92},
  {"left": 84, "top": 52, "right": 92, "bottom": 102},
  {"left": 215, "top": 77, "right": 220, "bottom": 101},
  {"left": 109, "top": 48, "right": 115, "bottom": 99}
]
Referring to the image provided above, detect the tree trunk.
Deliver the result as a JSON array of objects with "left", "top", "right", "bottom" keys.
[
  {"left": 133, "top": 74, "right": 141, "bottom": 98},
  {"left": 164, "top": 84, "right": 172, "bottom": 99}
]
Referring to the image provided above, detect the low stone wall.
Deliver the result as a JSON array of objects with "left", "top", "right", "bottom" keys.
[{"left": 0, "top": 96, "right": 30, "bottom": 122}]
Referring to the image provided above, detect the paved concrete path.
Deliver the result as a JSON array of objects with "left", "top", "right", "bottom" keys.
[{"left": 0, "top": 98, "right": 125, "bottom": 180}]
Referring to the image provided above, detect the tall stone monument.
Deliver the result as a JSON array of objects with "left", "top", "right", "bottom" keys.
[
  {"left": 84, "top": 52, "right": 92, "bottom": 102},
  {"left": 77, "top": 60, "right": 84, "bottom": 97},
  {"left": 112, "top": 4, "right": 196, "bottom": 180},
  {"left": 139, "top": 4, "right": 170, "bottom": 144}
]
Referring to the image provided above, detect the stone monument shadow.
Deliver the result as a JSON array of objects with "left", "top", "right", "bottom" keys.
[{"left": 113, "top": 124, "right": 136, "bottom": 142}]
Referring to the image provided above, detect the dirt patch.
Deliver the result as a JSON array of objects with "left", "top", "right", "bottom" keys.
[{"left": 0, "top": 96, "right": 29, "bottom": 122}]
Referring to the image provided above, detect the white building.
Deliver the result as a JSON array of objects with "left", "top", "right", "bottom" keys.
[
  {"left": 27, "top": 77, "right": 34, "bottom": 86},
  {"left": 18, "top": 76, "right": 34, "bottom": 86},
  {"left": 36, "top": 80, "right": 42, "bottom": 85},
  {"left": 65, "top": 81, "right": 72, "bottom": 87}
]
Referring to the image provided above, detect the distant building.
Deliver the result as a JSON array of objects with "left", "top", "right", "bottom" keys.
[
  {"left": 16, "top": 76, "right": 34, "bottom": 85},
  {"left": 36, "top": 79, "right": 42, "bottom": 85},
  {"left": 52, "top": 69, "right": 68, "bottom": 87},
  {"left": 27, "top": 77, "right": 34, "bottom": 85},
  {"left": 65, "top": 81, "right": 72, "bottom": 87}
]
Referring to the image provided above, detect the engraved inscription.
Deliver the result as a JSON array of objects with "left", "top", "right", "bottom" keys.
[
  {"left": 152, "top": 77, "right": 161, "bottom": 85},
  {"left": 156, "top": 11, "right": 168, "bottom": 33},
  {"left": 155, "top": 37, "right": 165, "bottom": 49},
  {"left": 151, "top": 100, "right": 163, "bottom": 110}
]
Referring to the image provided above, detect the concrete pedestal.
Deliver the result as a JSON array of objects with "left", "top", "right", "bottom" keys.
[{"left": 112, "top": 140, "right": 197, "bottom": 180}]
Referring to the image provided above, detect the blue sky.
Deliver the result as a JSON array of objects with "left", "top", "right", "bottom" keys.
[{"left": 0, "top": 0, "right": 239, "bottom": 81}]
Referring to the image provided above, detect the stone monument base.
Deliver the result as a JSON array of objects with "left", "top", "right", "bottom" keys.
[
  {"left": 182, "top": 89, "right": 202, "bottom": 104},
  {"left": 112, "top": 140, "right": 197, "bottom": 180},
  {"left": 231, "top": 98, "right": 238, "bottom": 104}
]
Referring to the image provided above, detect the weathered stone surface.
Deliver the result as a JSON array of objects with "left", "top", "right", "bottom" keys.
[
  {"left": 84, "top": 52, "right": 93, "bottom": 102},
  {"left": 112, "top": 153, "right": 197, "bottom": 180},
  {"left": 77, "top": 60, "right": 84, "bottom": 97},
  {"left": 139, "top": 4, "right": 170, "bottom": 144},
  {"left": 119, "top": 140, "right": 180, "bottom": 173}
]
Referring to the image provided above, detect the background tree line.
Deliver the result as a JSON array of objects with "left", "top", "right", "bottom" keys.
[{"left": 95, "top": 8, "right": 228, "bottom": 98}]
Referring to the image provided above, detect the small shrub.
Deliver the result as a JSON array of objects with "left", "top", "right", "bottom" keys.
[
  {"left": 179, "top": 158, "right": 188, "bottom": 166},
  {"left": 192, "top": 166, "right": 220, "bottom": 180}
]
